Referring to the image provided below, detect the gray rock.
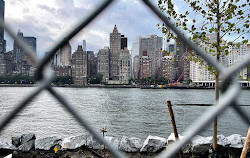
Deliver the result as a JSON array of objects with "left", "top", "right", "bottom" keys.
[
  {"left": 35, "top": 136, "right": 62, "bottom": 150},
  {"left": 191, "top": 135, "right": 211, "bottom": 154},
  {"left": 167, "top": 133, "right": 184, "bottom": 144},
  {"left": 61, "top": 135, "right": 87, "bottom": 149},
  {"left": 140, "top": 135, "right": 166, "bottom": 153},
  {"left": 104, "top": 136, "right": 119, "bottom": 149},
  {"left": 18, "top": 139, "right": 35, "bottom": 152},
  {"left": 242, "top": 137, "right": 246, "bottom": 145},
  {"left": 85, "top": 136, "right": 101, "bottom": 150},
  {"left": 217, "top": 135, "right": 230, "bottom": 146},
  {"left": 0, "top": 138, "right": 17, "bottom": 150},
  {"left": 119, "top": 136, "right": 142, "bottom": 152},
  {"left": 227, "top": 134, "right": 243, "bottom": 148},
  {"left": 20, "top": 133, "right": 36, "bottom": 144},
  {"left": 12, "top": 136, "right": 21, "bottom": 147}
]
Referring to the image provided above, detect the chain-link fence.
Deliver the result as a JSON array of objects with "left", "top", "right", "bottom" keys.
[{"left": 0, "top": 0, "right": 249, "bottom": 157}]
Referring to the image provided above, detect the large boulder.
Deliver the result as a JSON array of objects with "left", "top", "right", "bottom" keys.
[
  {"left": 35, "top": 136, "right": 62, "bottom": 150},
  {"left": 105, "top": 136, "right": 120, "bottom": 149},
  {"left": 216, "top": 135, "right": 230, "bottom": 146},
  {"left": 20, "top": 133, "right": 36, "bottom": 144},
  {"left": 11, "top": 136, "right": 21, "bottom": 147},
  {"left": 61, "top": 135, "right": 88, "bottom": 150},
  {"left": 167, "top": 133, "right": 184, "bottom": 144},
  {"left": 18, "top": 139, "right": 35, "bottom": 152},
  {"left": 227, "top": 134, "right": 243, "bottom": 148},
  {"left": 191, "top": 135, "right": 211, "bottom": 154},
  {"left": 16, "top": 133, "right": 36, "bottom": 152},
  {"left": 86, "top": 136, "right": 101, "bottom": 150},
  {"left": 0, "top": 138, "right": 17, "bottom": 155},
  {"left": 140, "top": 135, "right": 166, "bottom": 153},
  {"left": 119, "top": 136, "right": 142, "bottom": 152}
]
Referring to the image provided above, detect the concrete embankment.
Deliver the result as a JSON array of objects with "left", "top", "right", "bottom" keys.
[{"left": 1, "top": 133, "right": 249, "bottom": 157}]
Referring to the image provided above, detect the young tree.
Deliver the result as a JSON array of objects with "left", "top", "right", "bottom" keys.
[{"left": 158, "top": 0, "right": 249, "bottom": 152}]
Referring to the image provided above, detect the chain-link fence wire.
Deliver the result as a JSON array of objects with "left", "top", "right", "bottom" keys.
[{"left": 0, "top": 0, "right": 249, "bottom": 157}]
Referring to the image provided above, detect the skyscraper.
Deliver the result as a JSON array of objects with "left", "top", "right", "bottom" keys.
[
  {"left": 119, "top": 48, "right": 131, "bottom": 84},
  {"left": 71, "top": 45, "right": 88, "bottom": 86},
  {"left": 0, "top": 0, "right": 6, "bottom": 54},
  {"left": 109, "top": 25, "right": 121, "bottom": 80},
  {"left": 121, "top": 35, "right": 127, "bottom": 50},
  {"left": 98, "top": 47, "right": 110, "bottom": 82},
  {"left": 139, "top": 35, "right": 162, "bottom": 79},
  {"left": 82, "top": 40, "right": 86, "bottom": 51}
]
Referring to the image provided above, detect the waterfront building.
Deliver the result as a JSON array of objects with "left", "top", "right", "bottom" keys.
[
  {"left": 71, "top": 45, "right": 88, "bottom": 86},
  {"left": 0, "top": 0, "right": 6, "bottom": 76},
  {"left": 12, "top": 30, "right": 36, "bottom": 75},
  {"left": 109, "top": 25, "right": 121, "bottom": 81},
  {"left": 13, "top": 31, "right": 36, "bottom": 62},
  {"left": 0, "top": 0, "right": 5, "bottom": 54},
  {"left": 119, "top": 48, "right": 131, "bottom": 84},
  {"left": 161, "top": 55, "right": 173, "bottom": 82},
  {"left": 189, "top": 34, "right": 217, "bottom": 82},
  {"left": 173, "top": 38, "right": 190, "bottom": 83},
  {"left": 97, "top": 47, "right": 110, "bottom": 83},
  {"left": 131, "top": 36, "right": 140, "bottom": 78},
  {"left": 87, "top": 51, "right": 97, "bottom": 78},
  {"left": 222, "top": 43, "right": 250, "bottom": 80},
  {"left": 140, "top": 51, "right": 152, "bottom": 79},
  {"left": 139, "top": 35, "right": 162, "bottom": 79},
  {"left": 52, "top": 42, "right": 72, "bottom": 76},
  {"left": 133, "top": 55, "right": 140, "bottom": 80},
  {"left": 0, "top": 53, "right": 5, "bottom": 75},
  {"left": 53, "top": 42, "right": 71, "bottom": 67}
]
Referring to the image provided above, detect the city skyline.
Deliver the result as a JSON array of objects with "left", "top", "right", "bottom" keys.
[{"left": 4, "top": 0, "right": 164, "bottom": 57}]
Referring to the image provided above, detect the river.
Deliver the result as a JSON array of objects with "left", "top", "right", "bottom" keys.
[{"left": 0, "top": 87, "right": 249, "bottom": 141}]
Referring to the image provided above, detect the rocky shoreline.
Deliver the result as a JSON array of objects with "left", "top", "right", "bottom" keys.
[{"left": 0, "top": 133, "right": 249, "bottom": 158}]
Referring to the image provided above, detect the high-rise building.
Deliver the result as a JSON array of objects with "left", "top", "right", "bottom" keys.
[
  {"left": 0, "top": 0, "right": 6, "bottom": 76},
  {"left": 131, "top": 36, "right": 140, "bottom": 78},
  {"left": 83, "top": 40, "right": 86, "bottom": 51},
  {"left": 12, "top": 30, "right": 36, "bottom": 75},
  {"left": 87, "top": 51, "right": 97, "bottom": 78},
  {"left": 13, "top": 30, "right": 36, "bottom": 62},
  {"left": 53, "top": 42, "right": 71, "bottom": 67},
  {"left": 133, "top": 55, "right": 140, "bottom": 80},
  {"left": 121, "top": 35, "right": 127, "bottom": 50},
  {"left": 97, "top": 47, "right": 110, "bottom": 83},
  {"left": 0, "top": 0, "right": 5, "bottom": 53},
  {"left": 173, "top": 38, "right": 190, "bottom": 83},
  {"left": 222, "top": 43, "right": 250, "bottom": 80},
  {"left": 140, "top": 51, "right": 152, "bottom": 79},
  {"left": 139, "top": 35, "right": 162, "bottom": 79},
  {"left": 109, "top": 25, "right": 121, "bottom": 80},
  {"left": 119, "top": 48, "right": 131, "bottom": 84},
  {"left": 162, "top": 55, "right": 173, "bottom": 82},
  {"left": 71, "top": 45, "right": 88, "bottom": 86},
  {"left": 189, "top": 34, "right": 216, "bottom": 82}
]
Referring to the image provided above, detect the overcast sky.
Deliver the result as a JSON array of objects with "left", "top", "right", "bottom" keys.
[
  {"left": 4, "top": 0, "right": 165, "bottom": 57},
  {"left": 4, "top": 0, "right": 249, "bottom": 58}
]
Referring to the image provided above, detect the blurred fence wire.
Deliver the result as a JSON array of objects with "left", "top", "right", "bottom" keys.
[{"left": 0, "top": 0, "right": 249, "bottom": 157}]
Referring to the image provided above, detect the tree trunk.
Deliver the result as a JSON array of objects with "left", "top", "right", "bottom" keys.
[{"left": 213, "top": 0, "right": 220, "bottom": 152}]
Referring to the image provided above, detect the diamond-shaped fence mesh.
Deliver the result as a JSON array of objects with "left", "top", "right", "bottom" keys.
[{"left": 0, "top": 0, "right": 249, "bottom": 157}]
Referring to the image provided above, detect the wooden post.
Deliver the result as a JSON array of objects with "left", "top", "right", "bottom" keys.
[
  {"left": 167, "top": 100, "right": 183, "bottom": 158},
  {"left": 240, "top": 127, "right": 250, "bottom": 158}
]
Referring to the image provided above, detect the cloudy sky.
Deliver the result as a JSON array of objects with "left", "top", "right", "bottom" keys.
[
  {"left": 3, "top": 0, "right": 249, "bottom": 58},
  {"left": 4, "top": 0, "right": 166, "bottom": 57}
]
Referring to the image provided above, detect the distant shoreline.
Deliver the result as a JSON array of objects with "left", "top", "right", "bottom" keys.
[{"left": 0, "top": 84, "right": 249, "bottom": 89}]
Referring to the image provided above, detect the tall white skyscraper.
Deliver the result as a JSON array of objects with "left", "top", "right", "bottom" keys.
[{"left": 82, "top": 40, "right": 86, "bottom": 51}]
